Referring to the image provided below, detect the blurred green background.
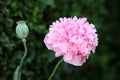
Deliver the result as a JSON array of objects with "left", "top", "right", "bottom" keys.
[{"left": 0, "top": 0, "right": 120, "bottom": 80}]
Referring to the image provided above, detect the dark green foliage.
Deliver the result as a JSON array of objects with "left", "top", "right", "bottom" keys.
[{"left": 0, "top": 0, "right": 120, "bottom": 80}]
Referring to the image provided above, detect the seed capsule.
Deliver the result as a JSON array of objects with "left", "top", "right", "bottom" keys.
[{"left": 16, "top": 21, "right": 29, "bottom": 39}]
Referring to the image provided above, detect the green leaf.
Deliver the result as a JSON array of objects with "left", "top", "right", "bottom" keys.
[{"left": 13, "top": 66, "right": 21, "bottom": 80}]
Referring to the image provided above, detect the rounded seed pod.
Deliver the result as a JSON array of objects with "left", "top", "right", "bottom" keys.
[{"left": 16, "top": 21, "right": 29, "bottom": 39}]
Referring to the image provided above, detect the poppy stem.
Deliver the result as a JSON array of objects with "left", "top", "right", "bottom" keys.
[
  {"left": 48, "top": 58, "right": 63, "bottom": 80},
  {"left": 13, "top": 39, "right": 27, "bottom": 80}
]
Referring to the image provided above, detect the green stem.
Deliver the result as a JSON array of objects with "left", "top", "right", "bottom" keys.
[
  {"left": 48, "top": 59, "right": 63, "bottom": 80},
  {"left": 20, "top": 39, "right": 27, "bottom": 67},
  {"left": 13, "top": 39, "right": 27, "bottom": 80}
]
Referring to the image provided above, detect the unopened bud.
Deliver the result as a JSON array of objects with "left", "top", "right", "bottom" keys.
[{"left": 16, "top": 21, "right": 29, "bottom": 39}]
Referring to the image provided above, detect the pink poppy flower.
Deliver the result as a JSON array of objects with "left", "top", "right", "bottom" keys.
[{"left": 44, "top": 16, "right": 98, "bottom": 66}]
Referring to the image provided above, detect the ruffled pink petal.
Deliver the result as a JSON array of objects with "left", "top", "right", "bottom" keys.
[{"left": 64, "top": 54, "right": 87, "bottom": 66}]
